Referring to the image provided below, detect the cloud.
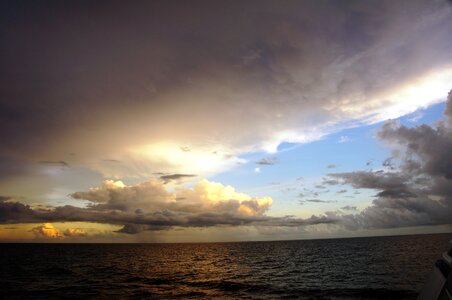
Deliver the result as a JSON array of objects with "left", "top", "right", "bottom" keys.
[
  {"left": 63, "top": 228, "right": 87, "bottom": 237},
  {"left": 0, "top": 197, "right": 36, "bottom": 223},
  {"left": 446, "top": 89, "right": 452, "bottom": 119},
  {"left": 1, "top": 1, "right": 451, "bottom": 181},
  {"left": 341, "top": 206, "right": 357, "bottom": 211},
  {"left": 5, "top": 87, "right": 452, "bottom": 237},
  {"left": 256, "top": 157, "right": 279, "bottom": 165},
  {"left": 159, "top": 173, "right": 197, "bottom": 184},
  {"left": 115, "top": 224, "right": 161, "bottom": 234},
  {"left": 31, "top": 223, "right": 63, "bottom": 239},
  {"left": 378, "top": 123, "right": 452, "bottom": 181},
  {"left": 30, "top": 223, "right": 89, "bottom": 239},
  {"left": 325, "top": 90, "right": 452, "bottom": 229},
  {"left": 1, "top": 1, "right": 452, "bottom": 237},
  {"left": 382, "top": 157, "right": 396, "bottom": 169},
  {"left": 0, "top": 196, "right": 13, "bottom": 202},
  {"left": 338, "top": 136, "right": 351, "bottom": 143},
  {"left": 69, "top": 179, "right": 274, "bottom": 231},
  {"left": 300, "top": 199, "right": 337, "bottom": 204},
  {"left": 0, "top": 178, "right": 343, "bottom": 233},
  {"left": 322, "top": 178, "right": 340, "bottom": 185},
  {"left": 327, "top": 171, "right": 409, "bottom": 191}
]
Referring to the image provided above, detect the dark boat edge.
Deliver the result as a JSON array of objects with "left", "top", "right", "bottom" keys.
[{"left": 418, "top": 240, "right": 452, "bottom": 300}]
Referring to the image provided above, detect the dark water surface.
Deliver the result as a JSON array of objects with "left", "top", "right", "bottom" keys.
[{"left": 1, "top": 233, "right": 451, "bottom": 299}]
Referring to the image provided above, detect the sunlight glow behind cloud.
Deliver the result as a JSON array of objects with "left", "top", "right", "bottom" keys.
[
  {"left": 359, "top": 66, "right": 452, "bottom": 123},
  {"left": 1, "top": 0, "right": 452, "bottom": 242}
]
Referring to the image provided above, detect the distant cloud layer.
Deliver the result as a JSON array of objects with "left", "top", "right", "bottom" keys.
[
  {"left": 30, "top": 223, "right": 87, "bottom": 239},
  {"left": 0, "top": 176, "right": 341, "bottom": 233},
  {"left": 1, "top": 179, "right": 281, "bottom": 233}
]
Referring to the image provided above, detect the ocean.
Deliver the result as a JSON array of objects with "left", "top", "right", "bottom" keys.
[{"left": 1, "top": 233, "right": 451, "bottom": 299}]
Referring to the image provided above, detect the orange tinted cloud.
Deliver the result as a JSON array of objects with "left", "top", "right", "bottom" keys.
[{"left": 31, "top": 223, "right": 63, "bottom": 239}]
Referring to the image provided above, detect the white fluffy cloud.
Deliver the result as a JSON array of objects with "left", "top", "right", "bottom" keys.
[{"left": 71, "top": 179, "right": 272, "bottom": 217}]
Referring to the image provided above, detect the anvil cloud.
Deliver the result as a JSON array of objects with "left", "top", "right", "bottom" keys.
[{"left": 1, "top": 0, "right": 451, "bottom": 180}]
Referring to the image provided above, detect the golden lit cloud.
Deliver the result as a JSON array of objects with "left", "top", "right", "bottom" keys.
[
  {"left": 71, "top": 178, "right": 272, "bottom": 217},
  {"left": 31, "top": 223, "right": 63, "bottom": 239},
  {"left": 178, "top": 179, "right": 272, "bottom": 216},
  {"left": 63, "top": 228, "right": 87, "bottom": 237},
  {"left": 0, "top": 223, "right": 121, "bottom": 241}
]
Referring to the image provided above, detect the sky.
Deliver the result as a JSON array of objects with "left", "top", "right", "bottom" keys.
[{"left": 1, "top": 0, "right": 452, "bottom": 242}]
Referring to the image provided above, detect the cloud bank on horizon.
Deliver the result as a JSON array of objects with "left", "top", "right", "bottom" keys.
[{"left": 0, "top": 0, "right": 452, "bottom": 240}]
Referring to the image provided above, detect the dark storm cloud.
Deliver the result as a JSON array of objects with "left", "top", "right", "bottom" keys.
[
  {"left": 116, "top": 224, "right": 164, "bottom": 234},
  {"left": 378, "top": 122, "right": 452, "bottom": 180},
  {"left": 0, "top": 0, "right": 451, "bottom": 180},
  {"left": 0, "top": 198, "right": 36, "bottom": 223},
  {"left": 382, "top": 157, "right": 395, "bottom": 169},
  {"left": 375, "top": 189, "right": 416, "bottom": 199},
  {"left": 328, "top": 171, "right": 409, "bottom": 191},
  {"left": 326, "top": 90, "right": 452, "bottom": 229},
  {"left": 325, "top": 169, "right": 451, "bottom": 228},
  {"left": 340, "top": 195, "right": 452, "bottom": 229}
]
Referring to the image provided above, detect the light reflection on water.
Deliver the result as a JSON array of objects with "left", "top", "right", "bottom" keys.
[{"left": 1, "top": 233, "right": 451, "bottom": 299}]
